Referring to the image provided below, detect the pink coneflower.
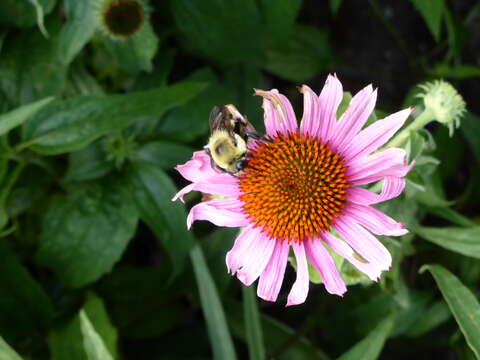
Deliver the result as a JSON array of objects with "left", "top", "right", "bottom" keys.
[{"left": 173, "top": 74, "right": 413, "bottom": 306}]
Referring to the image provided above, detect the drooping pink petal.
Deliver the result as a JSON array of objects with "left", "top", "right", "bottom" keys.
[
  {"left": 321, "top": 231, "right": 383, "bottom": 281},
  {"left": 317, "top": 74, "right": 343, "bottom": 142},
  {"left": 286, "top": 242, "right": 309, "bottom": 306},
  {"left": 348, "top": 176, "right": 405, "bottom": 205},
  {"left": 236, "top": 235, "right": 276, "bottom": 286},
  {"left": 345, "top": 203, "right": 408, "bottom": 236},
  {"left": 304, "top": 239, "right": 346, "bottom": 296},
  {"left": 255, "top": 89, "right": 298, "bottom": 136},
  {"left": 347, "top": 148, "right": 413, "bottom": 185},
  {"left": 226, "top": 226, "right": 255, "bottom": 274},
  {"left": 299, "top": 85, "right": 320, "bottom": 136},
  {"left": 343, "top": 108, "right": 413, "bottom": 161},
  {"left": 172, "top": 181, "right": 241, "bottom": 202},
  {"left": 186, "top": 199, "right": 249, "bottom": 229},
  {"left": 330, "top": 85, "right": 377, "bottom": 151},
  {"left": 257, "top": 239, "right": 290, "bottom": 302},
  {"left": 334, "top": 217, "right": 392, "bottom": 271}
]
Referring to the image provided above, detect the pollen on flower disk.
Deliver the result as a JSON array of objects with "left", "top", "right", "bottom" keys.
[{"left": 239, "top": 132, "right": 350, "bottom": 243}]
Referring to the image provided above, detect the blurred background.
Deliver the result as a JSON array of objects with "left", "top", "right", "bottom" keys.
[{"left": 0, "top": 0, "right": 479, "bottom": 359}]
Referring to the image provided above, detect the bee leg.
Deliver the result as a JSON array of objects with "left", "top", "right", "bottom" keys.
[{"left": 245, "top": 132, "right": 274, "bottom": 143}]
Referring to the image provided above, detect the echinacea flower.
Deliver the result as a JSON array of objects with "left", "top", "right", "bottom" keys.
[{"left": 173, "top": 74, "right": 413, "bottom": 306}]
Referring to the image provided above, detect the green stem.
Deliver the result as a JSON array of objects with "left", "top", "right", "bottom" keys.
[{"left": 388, "top": 108, "right": 434, "bottom": 147}]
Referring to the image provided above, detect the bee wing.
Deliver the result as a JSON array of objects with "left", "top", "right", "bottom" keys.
[
  {"left": 209, "top": 106, "right": 229, "bottom": 133},
  {"left": 223, "top": 104, "right": 259, "bottom": 136}
]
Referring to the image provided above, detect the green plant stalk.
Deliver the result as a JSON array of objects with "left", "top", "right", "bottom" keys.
[{"left": 388, "top": 108, "right": 434, "bottom": 147}]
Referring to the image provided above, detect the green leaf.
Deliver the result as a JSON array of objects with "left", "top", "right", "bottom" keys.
[
  {"left": 338, "top": 314, "right": 396, "bottom": 360},
  {"left": 0, "top": 335, "right": 23, "bottom": 360},
  {"left": 432, "top": 64, "right": 480, "bottom": 79},
  {"left": 133, "top": 141, "right": 193, "bottom": 170},
  {"left": 22, "top": 82, "right": 205, "bottom": 154},
  {"left": 405, "top": 300, "right": 451, "bottom": 337},
  {"left": 49, "top": 293, "right": 118, "bottom": 360},
  {"left": 79, "top": 311, "right": 114, "bottom": 360},
  {"left": 0, "top": 0, "right": 56, "bottom": 28},
  {"left": 159, "top": 68, "right": 231, "bottom": 142},
  {"left": 190, "top": 245, "right": 237, "bottom": 360},
  {"left": 242, "top": 286, "right": 265, "bottom": 360},
  {"left": 58, "top": 0, "right": 97, "bottom": 65},
  {"left": 103, "top": 21, "right": 158, "bottom": 74},
  {"left": 421, "top": 265, "right": 480, "bottom": 358},
  {"left": 126, "top": 163, "right": 193, "bottom": 277},
  {"left": 415, "top": 226, "right": 480, "bottom": 259},
  {"left": 0, "top": 96, "right": 53, "bottom": 136},
  {"left": 329, "top": 0, "right": 342, "bottom": 14},
  {"left": 258, "top": 0, "right": 302, "bottom": 44},
  {"left": 63, "top": 141, "right": 114, "bottom": 183},
  {"left": 0, "top": 240, "right": 54, "bottom": 342},
  {"left": 263, "top": 25, "right": 332, "bottom": 82},
  {"left": 171, "top": 0, "right": 263, "bottom": 65},
  {"left": 409, "top": 0, "right": 444, "bottom": 41},
  {"left": 36, "top": 180, "right": 138, "bottom": 288}
]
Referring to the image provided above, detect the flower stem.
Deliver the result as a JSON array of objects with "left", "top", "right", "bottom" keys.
[{"left": 388, "top": 108, "right": 434, "bottom": 147}]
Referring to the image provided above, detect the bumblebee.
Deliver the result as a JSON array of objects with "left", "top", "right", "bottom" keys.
[{"left": 206, "top": 104, "right": 265, "bottom": 175}]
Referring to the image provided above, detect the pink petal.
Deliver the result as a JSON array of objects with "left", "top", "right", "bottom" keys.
[
  {"left": 347, "top": 148, "right": 413, "bottom": 185},
  {"left": 236, "top": 239, "right": 276, "bottom": 286},
  {"left": 226, "top": 226, "right": 276, "bottom": 286},
  {"left": 317, "top": 74, "right": 343, "bottom": 142},
  {"left": 348, "top": 176, "right": 405, "bottom": 205},
  {"left": 343, "top": 108, "right": 413, "bottom": 161},
  {"left": 286, "top": 242, "right": 309, "bottom": 306},
  {"left": 186, "top": 199, "right": 249, "bottom": 229},
  {"left": 330, "top": 85, "right": 377, "bottom": 152},
  {"left": 304, "top": 239, "right": 346, "bottom": 296},
  {"left": 172, "top": 181, "right": 241, "bottom": 202},
  {"left": 175, "top": 151, "right": 217, "bottom": 182},
  {"left": 257, "top": 239, "right": 290, "bottom": 302},
  {"left": 345, "top": 203, "right": 408, "bottom": 236},
  {"left": 321, "top": 231, "right": 383, "bottom": 281},
  {"left": 299, "top": 85, "right": 320, "bottom": 136},
  {"left": 334, "top": 217, "right": 392, "bottom": 271},
  {"left": 255, "top": 89, "right": 298, "bottom": 136}
]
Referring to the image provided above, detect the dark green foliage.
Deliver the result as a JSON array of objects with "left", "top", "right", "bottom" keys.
[{"left": 0, "top": 1, "right": 479, "bottom": 359}]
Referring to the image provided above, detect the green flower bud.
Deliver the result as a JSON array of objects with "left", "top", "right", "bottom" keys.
[{"left": 417, "top": 80, "right": 466, "bottom": 136}]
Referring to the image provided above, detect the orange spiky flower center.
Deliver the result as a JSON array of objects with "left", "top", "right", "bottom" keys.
[{"left": 239, "top": 132, "right": 350, "bottom": 243}]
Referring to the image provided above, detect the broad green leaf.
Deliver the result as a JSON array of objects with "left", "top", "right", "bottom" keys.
[
  {"left": 0, "top": 25, "right": 67, "bottom": 107},
  {"left": 103, "top": 21, "right": 158, "bottom": 74},
  {"left": 421, "top": 265, "right": 480, "bottom": 358},
  {"left": 80, "top": 311, "right": 114, "bottom": 360},
  {"left": 405, "top": 301, "right": 451, "bottom": 337},
  {"left": 338, "top": 314, "right": 396, "bottom": 360},
  {"left": 49, "top": 293, "right": 118, "bottom": 360},
  {"left": 263, "top": 25, "right": 332, "bottom": 82},
  {"left": 415, "top": 226, "right": 480, "bottom": 259},
  {"left": 242, "top": 286, "right": 265, "bottom": 360},
  {"left": 159, "top": 68, "right": 231, "bottom": 142},
  {"left": 0, "top": 241, "right": 54, "bottom": 342},
  {"left": 58, "top": 0, "right": 97, "bottom": 65},
  {"left": 171, "top": 0, "right": 263, "bottom": 65},
  {"left": 409, "top": 0, "right": 444, "bottom": 41},
  {"left": 0, "top": 335, "right": 23, "bottom": 360},
  {"left": 0, "top": 0, "right": 56, "bottom": 28},
  {"left": 63, "top": 141, "right": 114, "bottom": 183},
  {"left": 258, "top": 0, "right": 302, "bottom": 44},
  {"left": 0, "top": 97, "right": 53, "bottom": 136},
  {"left": 425, "top": 207, "right": 476, "bottom": 227},
  {"left": 22, "top": 82, "right": 205, "bottom": 154},
  {"left": 133, "top": 141, "right": 194, "bottom": 170},
  {"left": 36, "top": 180, "right": 138, "bottom": 288},
  {"left": 131, "top": 49, "right": 176, "bottom": 91},
  {"left": 461, "top": 112, "right": 480, "bottom": 162},
  {"left": 190, "top": 245, "right": 237, "bottom": 360},
  {"left": 127, "top": 163, "right": 194, "bottom": 277},
  {"left": 65, "top": 60, "right": 105, "bottom": 97}
]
